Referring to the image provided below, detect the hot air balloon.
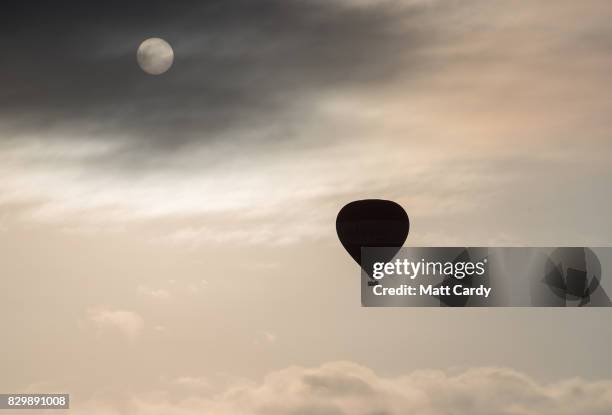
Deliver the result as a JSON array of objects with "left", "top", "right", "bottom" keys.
[{"left": 336, "top": 199, "right": 409, "bottom": 284}]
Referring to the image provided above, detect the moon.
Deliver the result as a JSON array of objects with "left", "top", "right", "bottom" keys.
[{"left": 137, "top": 38, "right": 174, "bottom": 75}]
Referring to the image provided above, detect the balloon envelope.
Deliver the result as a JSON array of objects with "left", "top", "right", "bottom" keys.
[{"left": 336, "top": 199, "right": 409, "bottom": 269}]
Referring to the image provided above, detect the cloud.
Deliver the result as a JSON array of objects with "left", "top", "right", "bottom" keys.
[
  {"left": 2, "top": 0, "right": 612, "bottom": 246},
  {"left": 87, "top": 307, "right": 145, "bottom": 340},
  {"left": 0, "top": 0, "right": 428, "bottom": 155},
  {"left": 255, "top": 331, "right": 277, "bottom": 346},
  {"left": 72, "top": 362, "right": 612, "bottom": 415},
  {"left": 171, "top": 376, "right": 212, "bottom": 391},
  {"left": 138, "top": 285, "right": 171, "bottom": 300}
]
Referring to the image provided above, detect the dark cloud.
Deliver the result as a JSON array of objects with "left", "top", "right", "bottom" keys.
[{"left": 0, "top": 0, "right": 433, "bottom": 154}]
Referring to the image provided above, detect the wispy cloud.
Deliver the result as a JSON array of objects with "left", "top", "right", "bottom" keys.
[
  {"left": 137, "top": 285, "right": 171, "bottom": 300},
  {"left": 87, "top": 307, "right": 145, "bottom": 340},
  {"left": 254, "top": 331, "right": 277, "bottom": 346}
]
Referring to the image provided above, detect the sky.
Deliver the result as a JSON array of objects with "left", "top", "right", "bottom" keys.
[{"left": 2, "top": 0, "right": 612, "bottom": 414}]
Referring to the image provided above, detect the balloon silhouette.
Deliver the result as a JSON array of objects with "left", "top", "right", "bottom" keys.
[{"left": 336, "top": 200, "right": 409, "bottom": 282}]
